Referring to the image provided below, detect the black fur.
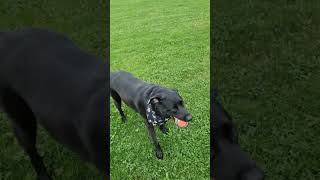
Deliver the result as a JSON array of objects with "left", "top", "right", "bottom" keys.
[
  {"left": 0, "top": 28, "right": 108, "bottom": 179},
  {"left": 110, "top": 70, "right": 192, "bottom": 159},
  {"left": 211, "top": 89, "right": 264, "bottom": 180}
]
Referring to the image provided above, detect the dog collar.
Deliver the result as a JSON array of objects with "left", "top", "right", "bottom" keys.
[{"left": 146, "top": 103, "right": 168, "bottom": 126}]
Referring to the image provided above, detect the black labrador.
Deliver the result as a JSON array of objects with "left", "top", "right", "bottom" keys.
[
  {"left": 211, "top": 90, "right": 264, "bottom": 180},
  {"left": 110, "top": 70, "right": 192, "bottom": 159},
  {"left": 0, "top": 28, "right": 108, "bottom": 179}
]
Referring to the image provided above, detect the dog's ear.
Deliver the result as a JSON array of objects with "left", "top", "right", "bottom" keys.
[
  {"left": 148, "top": 94, "right": 165, "bottom": 104},
  {"left": 151, "top": 98, "right": 160, "bottom": 104}
]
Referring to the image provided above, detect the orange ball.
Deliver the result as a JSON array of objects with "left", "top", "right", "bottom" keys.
[{"left": 175, "top": 118, "right": 189, "bottom": 128}]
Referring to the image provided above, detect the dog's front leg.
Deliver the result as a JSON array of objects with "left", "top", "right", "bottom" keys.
[
  {"left": 159, "top": 124, "right": 169, "bottom": 135},
  {"left": 144, "top": 120, "right": 163, "bottom": 159}
]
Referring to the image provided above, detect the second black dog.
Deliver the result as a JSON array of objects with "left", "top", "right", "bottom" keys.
[
  {"left": 0, "top": 28, "right": 107, "bottom": 179},
  {"left": 110, "top": 70, "right": 192, "bottom": 159},
  {"left": 211, "top": 90, "right": 264, "bottom": 180}
]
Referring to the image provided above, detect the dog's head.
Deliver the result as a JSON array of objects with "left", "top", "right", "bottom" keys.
[
  {"left": 211, "top": 100, "right": 264, "bottom": 180},
  {"left": 148, "top": 87, "right": 192, "bottom": 122}
]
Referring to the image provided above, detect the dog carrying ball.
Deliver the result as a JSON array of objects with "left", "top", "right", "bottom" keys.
[{"left": 174, "top": 117, "right": 189, "bottom": 128}]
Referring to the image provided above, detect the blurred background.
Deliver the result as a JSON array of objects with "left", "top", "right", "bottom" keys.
[
  {"left": 213, "top": 0, "right": 320, "bottom": 179},
  {"left": 0, "top": 0, "right": 106, "bottom": 179}
]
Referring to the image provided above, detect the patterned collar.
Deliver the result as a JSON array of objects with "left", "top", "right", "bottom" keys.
[{"left": 146, "top": 103, "right": 169, "bottom": 126}]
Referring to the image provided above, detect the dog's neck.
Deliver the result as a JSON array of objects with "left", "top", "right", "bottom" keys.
[{"left": 146, "top": 101, "right": 168, "bottom": 126}]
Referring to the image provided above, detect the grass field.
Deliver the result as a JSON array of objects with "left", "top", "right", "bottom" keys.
[
  {"left": 110, "top": 0, "right": 210, "bottom": 179},
  {"left": 213, "top": 0, "right": 320, "bottom": 179},
  {"left": 0, "top": 1, "right": 106, "bottom": 179}
]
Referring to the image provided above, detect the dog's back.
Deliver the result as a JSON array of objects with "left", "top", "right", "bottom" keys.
[
  {"left": 0, "top": 28, "right": 105, "bottom": 117},
  {"left": 111, "top": 70, "right": 147, "bottom": 91},
  {"left": 110, "top": 70, "right": 153, "bottom": 109}
]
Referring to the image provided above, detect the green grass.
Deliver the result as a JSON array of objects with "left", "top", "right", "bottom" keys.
[
  {"left": 213, "top": 0, "right": 320, "bottom": 179},
  {"left": 110, "top": 0, "right": 210, "bottom": 179},
  {"left": 0, "top": 1, "right": 106, "bottom": 179}
]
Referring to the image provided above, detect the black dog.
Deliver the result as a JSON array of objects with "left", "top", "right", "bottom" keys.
[
  {"left": 110, "top": 70, "right": 192, "bottom": 159},
  {"left": 0, "top": 28, "right": 108, "bottom": 179},
  {"left": 211, "top": 90, "right": 264, "bottom": 180}
]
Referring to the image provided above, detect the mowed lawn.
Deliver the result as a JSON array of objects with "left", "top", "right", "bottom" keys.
[
  {"left": 0, "top": 0, "right": 106, "bottom": 179},
  {"left": 214, "top": 0, "right": 320, "bottom": 179},
  {"left": 110, "top": 0, "right": 210, "bottom": 179}
]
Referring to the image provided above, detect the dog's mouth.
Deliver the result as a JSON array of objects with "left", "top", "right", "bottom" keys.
[{"left": 172, "top": 116, "right": 189, "bottom": 128}]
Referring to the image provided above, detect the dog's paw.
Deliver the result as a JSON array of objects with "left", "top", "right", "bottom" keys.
[
  {"left": 156, "top": 149, "right": 164, "bottom": 160},
  {"left": 160, "top": 126, "right": 169, "bottom": 135}
]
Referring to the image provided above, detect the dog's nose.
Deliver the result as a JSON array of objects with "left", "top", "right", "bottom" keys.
[
  {"left": 185, "top": 114, "right": 192, "bottom": 122},
  {"left": 241, "top": 167, "right": 264, "bottom": 180}
]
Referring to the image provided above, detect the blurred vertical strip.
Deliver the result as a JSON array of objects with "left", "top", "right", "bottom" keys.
[{"left": 106, "top": 0, "right": 110, "bottom": 179}]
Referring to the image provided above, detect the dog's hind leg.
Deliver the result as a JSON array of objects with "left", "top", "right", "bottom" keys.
[
  {"left": 2, "top": 89, "right": 51, "bottom": 180},
  {"left": 111, "top": 90, "right": 127, "bottom": 122},
  {"left": 144, "top": 120, "right": 163, "bottom": 159}
]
